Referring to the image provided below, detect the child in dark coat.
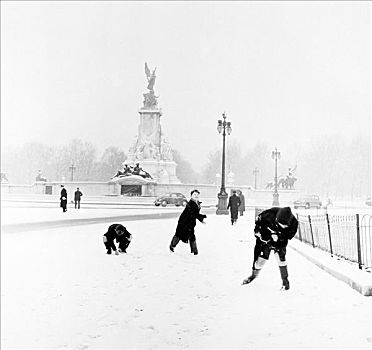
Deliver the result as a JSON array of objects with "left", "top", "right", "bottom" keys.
[
  {"left": 103, "top": 224, "right": 132, "bottom": 255},
  {"left": 169, "top": 189, "right": 207, "bottom": 255},
  {"left": 242, "top": 207, "right": 298, "bottom": 290}
]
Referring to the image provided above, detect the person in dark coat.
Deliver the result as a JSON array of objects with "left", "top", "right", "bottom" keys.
[
  {"left": 74, "top": 187, "right": 83, "bottom": 209},
  {"left": 103, "top": 224, "right": 132, "bottom": 255},
  {"left": 242, "top": 206, "right": 298, "bottom": 290},
  {"left": 60, "top": 185, "right": 67, "bottom": 212},
  {"left": 227, "top": 191, "right": 241, "bottom": 225},
  {"left": 238, "top": 190, "right": 245, "bottom": 216},
  {"left": 169, "top": 189, "right": 207, "bottom": 255}
]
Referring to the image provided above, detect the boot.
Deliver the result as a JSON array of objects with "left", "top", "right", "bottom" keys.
[
  {"left": 279, "top": 265, "right": 290, "bottom": 290},
  {"left": 118, "top": 242, "right": 129, "bottom": 253},
  {"left": 104, "top": 242, "right": 111, "bottom": 254},
  {"left": 282, "top": 279, "right": 290, "bottom": 290},
  {"left": 190, "top": 240, "right": 198, "bottom": 255},
  {"left": 170, "top": 235, "right": 180, "bottom": 252},
  {"left": 242, "top": 269, "right": 260, "bottom": 285}
]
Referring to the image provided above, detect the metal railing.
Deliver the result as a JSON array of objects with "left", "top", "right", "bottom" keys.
[{"left": 296, "top": 213, "right": 372, "bottom": 270}]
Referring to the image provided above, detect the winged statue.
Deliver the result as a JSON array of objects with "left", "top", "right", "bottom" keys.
[{"left": 145, "top": 62, "right": 156, "bottom": 91}]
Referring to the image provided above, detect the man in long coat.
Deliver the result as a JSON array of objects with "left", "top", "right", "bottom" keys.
[
  {"left": 242, "top": 206, "right": 298, "bottom": 290},
  {"left": 74, "top": 187, "right": 83, "bottom": 209},
  {"left": 60, "top": 185, "right": 67, "bottom": 212},
  {"left": 227, "top": 191, "right": 241, "bottom": 225},
  {"left": 238, "top": 190, "right": 245, "bottom": 216},
  {"left": 169, "top": 189, "right": 207, "bottom": 255}
]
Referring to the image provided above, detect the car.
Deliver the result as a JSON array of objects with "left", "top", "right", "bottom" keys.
[
  {"left": 154, "top": 193, "right": 188, "bottom": 207},
  {"left": 366, "top": 197, "right": 372, "bottom": 206},
  {"left": 293, "top": 195, "right": 322, "bottom": 209}
]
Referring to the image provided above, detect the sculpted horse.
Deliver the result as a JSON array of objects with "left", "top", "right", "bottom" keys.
[
  {"left": 278, "top": 176, "right": 297, "bottom": 189},
  {"left": 266, "top": 176, "right": 297, "bottom": 190},
  {"left": 285, "top": 176, "right": 297, "bottom": 189}
]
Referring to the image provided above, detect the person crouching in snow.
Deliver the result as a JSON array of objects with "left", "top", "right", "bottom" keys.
[
  {"left": 242, "top": 207, "right": 298, "bottom": 290},
  {"left": 169, "top": 189, "right": 207, "bottom": 255},
  {"left": 103, "top": 224, "right": 132, "bottom": 255}
]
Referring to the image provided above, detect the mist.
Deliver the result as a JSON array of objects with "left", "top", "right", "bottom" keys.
[{"left": 1, "top": 1, "right": 370, "bottom": 199}]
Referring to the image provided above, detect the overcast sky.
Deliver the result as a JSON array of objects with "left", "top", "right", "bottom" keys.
[{"left": 1, "top": 1, "right": 370, "bottom": 171}]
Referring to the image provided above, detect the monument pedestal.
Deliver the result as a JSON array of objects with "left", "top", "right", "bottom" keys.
[
  {"left": 137, "top": 159, "right": 180, "bottom": 184},
  {"left": 125, "top": 106, "right": 181, "bottom": 184}
]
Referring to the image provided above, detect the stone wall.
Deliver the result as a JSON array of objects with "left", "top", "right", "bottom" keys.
[{"left": 1, "top": 181, "right": 300, "bottom": 207}]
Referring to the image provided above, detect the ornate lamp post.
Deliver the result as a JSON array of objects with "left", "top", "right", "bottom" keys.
[
  {"left": 271, "top": 148, "right": 280, "bottom": 206},
  {"left": 253, "top": 167, "right": 259, "bottom": 189},
  {"left": 216, "top": 113, "right": 232, "bottom": 215},
  {"left": 69, "top": 163, "right": 76, "bottom": 182}
]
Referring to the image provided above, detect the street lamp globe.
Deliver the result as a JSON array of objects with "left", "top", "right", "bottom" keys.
[
  {"left": 226, "top": 122, "right": 232, "bottom": 135},
  {"left": 217, "top": 120, "right": 223, "bottom": 133},
  {"left": 272, "top": 149, "right": 281, "bottom": 159}
]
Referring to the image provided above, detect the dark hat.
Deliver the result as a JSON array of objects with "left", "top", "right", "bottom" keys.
[
  {"left": 232, "top": 190, "right": 237, "bottom": 194},
  {"left": 190, "top": 189, "right": 200, "bottom": 196},
  {"left": 115, "top": 224, "right": 126, "bottom": 234},
  {"left": 276, "top": 207, "right": 293, "bottom": 225}
]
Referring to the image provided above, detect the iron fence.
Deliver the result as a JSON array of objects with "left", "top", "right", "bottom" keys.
[{"left": 296, "top": 213, "right": 372, "bottom": 270}]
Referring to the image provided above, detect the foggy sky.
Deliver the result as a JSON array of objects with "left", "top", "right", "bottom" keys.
[{"left": 1, "top": 1, "right": 370, "bottom": 171}]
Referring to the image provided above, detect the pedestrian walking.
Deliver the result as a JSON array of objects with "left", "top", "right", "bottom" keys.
[
  {"left": 74, "top": 187, "right": 83, "bottom": 209},
  {"left": 169, "top": 189, "right": 207, "bottom": 255},
  {"left": 238, "top": 190, "right": 245, "bottom": 216},
  {"left": 103, "top": 224, "right": 132, "bottom": 255},
  {"left": 242, "top": 206, "right": 298, "bottom": 290},
  {"left": 227, "top": 190, "right": 241, "bottom": 225},
  {"left": 60, "top": 185, "right": 67, "bottom": 212}
]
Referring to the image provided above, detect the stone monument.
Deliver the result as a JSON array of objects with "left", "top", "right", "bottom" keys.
[{"left": 125, "top": 63, "right": 181, "bottom": 184}]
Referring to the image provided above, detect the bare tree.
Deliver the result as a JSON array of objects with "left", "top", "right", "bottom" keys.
[
  {"left": 58, "top": 139, "right": 97, "bottom": 181},
  {"left": 92, "top": 147, "right": 126, "bottom": 181},
  {"left": 173, "top": 149, "right": 200, "bottom": 184}
]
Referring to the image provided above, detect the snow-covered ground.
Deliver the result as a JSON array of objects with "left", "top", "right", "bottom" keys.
[
  {"left": 1, "top": 205, "right": 372, "bottom": 349},
  {"left": 1, "top": 202, "right": 184, "bottom": 226}
]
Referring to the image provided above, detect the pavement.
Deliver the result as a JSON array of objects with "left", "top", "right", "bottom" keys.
[
  {"left": 2, "top": 195, "right": 372, "bottom": 296},
  {"left": 289, "top": 239, "right": 372, "bottom": 296}
]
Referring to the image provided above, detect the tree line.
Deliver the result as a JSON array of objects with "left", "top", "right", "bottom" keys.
[
  {"left": 1, "top": 135, "right": 370, "bottom": 200},
  {"left": 203, "top": 135, "right": 370, "bottom": 200},
  {"left": 0, "top": 139, "right": 198, "bottom": 186}
]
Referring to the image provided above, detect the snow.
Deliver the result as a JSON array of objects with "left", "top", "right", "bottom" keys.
[
  {"left": 1, "top": 205, "right": 372, "bottom": 349},
  {"left": 1, "top": 202, "right": 183, "bottom": 226}
]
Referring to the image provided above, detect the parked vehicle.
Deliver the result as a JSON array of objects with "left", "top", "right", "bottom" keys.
[
  {"left": 154, "top": 193, "right": 188, "bottom": 207},
  {"left": 293, "top": 195, "right": 322, "bottom": 209}
]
